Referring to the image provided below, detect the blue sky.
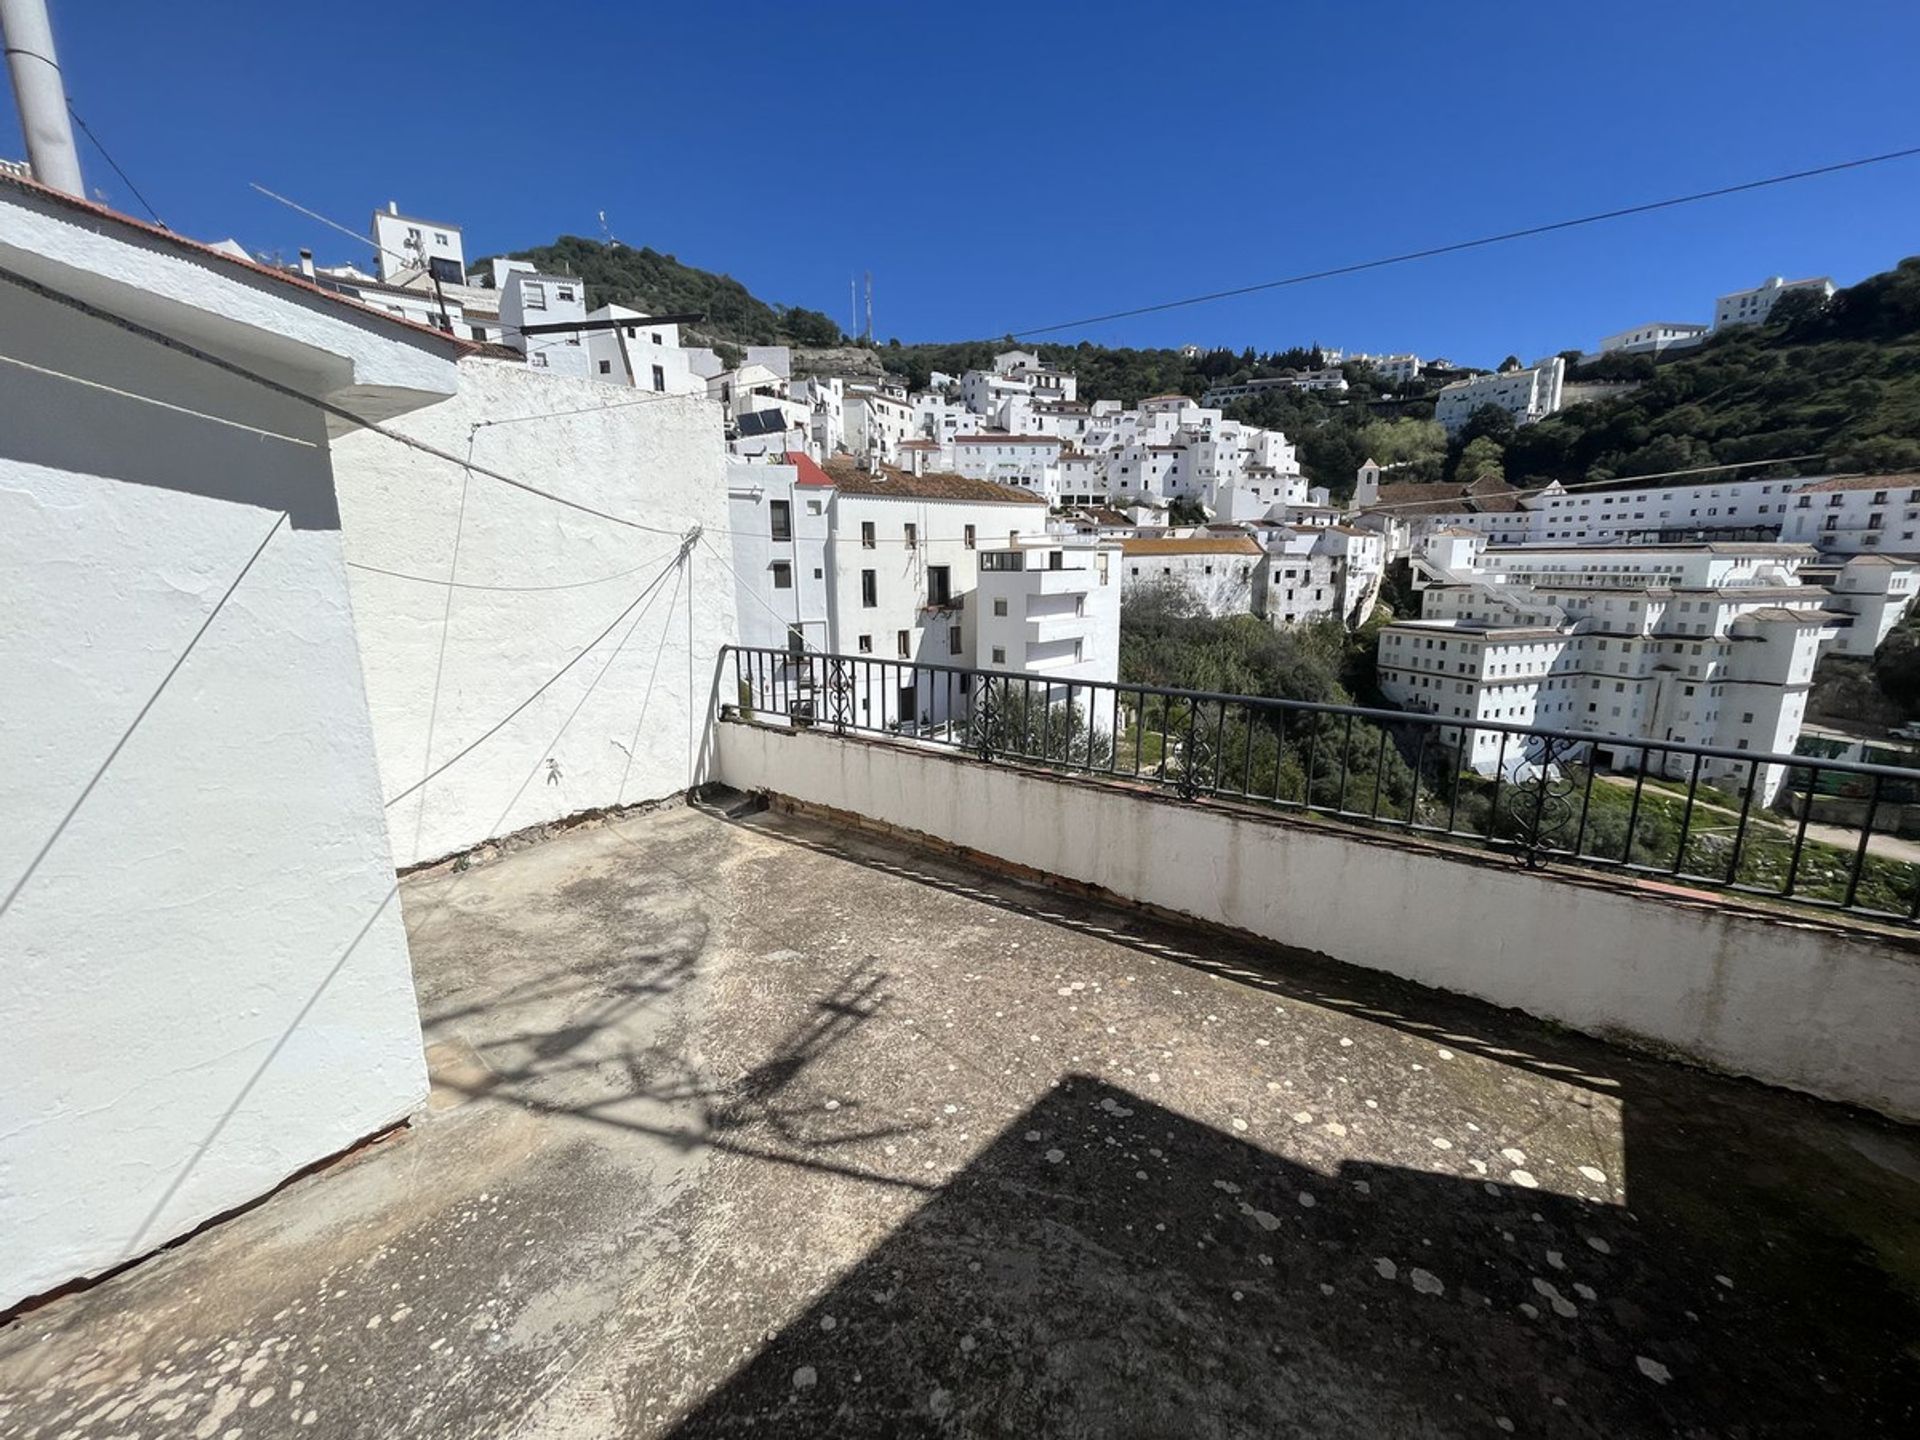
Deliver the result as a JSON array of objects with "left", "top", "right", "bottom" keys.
[{"left": 9, "top": 2, "right": 1919, "bottom": 364}]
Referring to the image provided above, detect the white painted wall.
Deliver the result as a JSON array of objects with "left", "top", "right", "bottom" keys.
[
  {"left": 715, "top": 724, "right": 1920, "bottom": 1123},
  {"left": 0, "top": 207, "right": 460, "bottom": 1308},
  {"left": 333, "top": 358, "right": 735, "bottom": 867}
]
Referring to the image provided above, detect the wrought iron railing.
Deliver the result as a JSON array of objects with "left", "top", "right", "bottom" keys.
[{"left": 722, "top": 644, "right": 1920, "bottom": 928}]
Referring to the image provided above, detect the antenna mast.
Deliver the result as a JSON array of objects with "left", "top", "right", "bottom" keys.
[{"left": 864, "top": 271, "right": 873, "bottom": 343}]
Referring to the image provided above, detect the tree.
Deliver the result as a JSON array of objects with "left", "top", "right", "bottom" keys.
[
  {"left": 779, "top": 306, "right": 843, "bottom": 347},
  {"left": 1498, "top": 354, "right": 1522, "bottom": 372},
  {"left": 1167, "top": 496, "right": 1208, "bottom": 526},
  {"left": 1457, "top": 435, "right": 1506, "bottom": 484}
]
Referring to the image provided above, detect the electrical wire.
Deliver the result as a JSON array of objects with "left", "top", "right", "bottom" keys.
[
  {"left": 345, "top": 549, "right": 684, "bottom": 592},
  {"left": 1011, "top": 145, "right": 1920, "bottom": 337},
  {"left": 382, "top": 538, "right": 696, "bottom": 809},
  {"left": 66, "top": 102, "right": 165, "bottom": 227},
  {"left": 0, "top": 263, "right": 694, "bottom": 539},
  {"left": 0, "top": 351, "right": 318, "bottom": 446},
  {"left": 1351, "top": 453, "right": 1832, "bottom": 516}
]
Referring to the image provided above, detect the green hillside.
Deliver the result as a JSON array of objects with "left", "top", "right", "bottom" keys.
[{"left": 494, "top": 234, "right": 1920, "bottom": 494}]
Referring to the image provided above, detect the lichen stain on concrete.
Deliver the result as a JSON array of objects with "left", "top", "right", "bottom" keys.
[{"left": 2, "top": 799, "right": 1918, "bottom": 1438}]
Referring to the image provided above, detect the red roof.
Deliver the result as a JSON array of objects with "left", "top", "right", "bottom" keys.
[{"left": 785, "top": 451, "right": 838, "bottom": 488}]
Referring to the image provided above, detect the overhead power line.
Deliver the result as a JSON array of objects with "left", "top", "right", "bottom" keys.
[
  {"left": 1012, "top": 144, "right": 1920, "bottom": 338},
  {"left": 66, "top": 102, "right": 164, "bottom": 227}
]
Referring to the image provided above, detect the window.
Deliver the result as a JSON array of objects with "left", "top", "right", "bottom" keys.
[
  {"left": 857, "top": 634, "right": 872, "bottom": 653},
  {"left": 861, "top": 570, "right": 877, "bottom": 607},
  {"left": 652, "top": 364, "right": 666, "bottom": 392},
  {"left": 927, "top": 566, "right": 952, "bottom": 605},
  {"left": 651, "top": 332, "right": 662, "bottom": 345},
  {"left": 904, "top": 523, "right": 918, "bottom": 548},
  {"left": 470, "top": 326, "right": 489, "bottom": 342},
  {"left": 964, "top": 524, "right": 976, "bottom": 550},
  {"left": 556, "top": 286, "right": 575, "bottom": 303},
  {"left": 993, "top": 597, "right": 1009, "bottom": 616},
  {"left": 531, "top": 353, "right": 548, "bottom": 368},
  {"left": 861, "top": 521, "right": 875, "bottom": 548},
  {"left": 949, "top": 625, "right": 963, "bottom": 652},
  {"left": 769, "top": 499, "right": 792, "bottom": 542},
  {"left": 522, "top": 281, "right": 547, "bottom": 311},
  {"left": 771, "top": 562, "right": 792, "bottom": 590},
  {"left": 897, "top": 630, "right": 910, "bottom": 658},
  {"left": 1742, "top": 711, "right": 1754, "bottom": 724},
  {"left": 991, "top": 647, "right": 1007, "bottom": 665},
  {"left": 598, "top": 359, "right": 612, "bottom": 375}
]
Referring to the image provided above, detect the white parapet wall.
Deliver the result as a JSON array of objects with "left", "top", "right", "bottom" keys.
[
  {"left": 333, "top": 358, "right": 738, "bottom": 867},
  {"left": 715, "top": 721, "right": 1920, "bottom": 1123},
  {"left": 0, "top": 193, "right": 457, "bottom": 1311}
]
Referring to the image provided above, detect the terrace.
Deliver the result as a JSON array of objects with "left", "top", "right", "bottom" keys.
[{"left": 3, "top": 654, "right": 1918, "bottom": 1436}]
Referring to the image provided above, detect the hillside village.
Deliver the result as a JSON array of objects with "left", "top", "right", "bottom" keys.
[{"left": 10, "top": 6, "right": 1920, "bottom": 1437}]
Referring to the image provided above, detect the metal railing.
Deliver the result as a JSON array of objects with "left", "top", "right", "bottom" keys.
[{"left": 722, "top": 644, "right": 1920, "bottom": 928}]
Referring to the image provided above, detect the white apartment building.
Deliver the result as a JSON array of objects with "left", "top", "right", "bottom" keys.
[
  {"left": 1377, "top": 539, "right": 1909, "bottom": 800},
  {"left": 1357, "top": 461, "right": 1814, "bottom": 553},
  {"left": 583, "top": 304, "right": 704, "bottom": 394},
  {"left": 975, "top": 536, "right": 1121, "bottom": 700},
  {"left": 952, "top": 434, "right": 1067, "bottom": 502},
  {"left": 1432, "top": 356, "right": 1565, "bottom": 435},
  {"left": 1255, "top": 523, "right": 1386, "bottom": 629},
  {"left": 725, "top": 454, "right": 1081, "bottom": 730},
  {"left": 1781, "top": 473, "right": 1920, "bottom": 556},
  {"left": 497, "top": 268, "right": 590, "bottom": 377},
  {"left": 1713, "top": 275, "right": 1835, "bottom": 330},
  {"left": 1598, "top": 321, "right": 1707, "bottom": 356},
  {"left": 1120, "top": 535, "right": 1263, "bottom": 617},
  {"left": 1352, "top": 353, "right": 1424, "bottom": 384},
  {"left": 1200, "top": 370, "right": 1349, "bottom": 406},
  {"left": 845, "top": 388, "right": 914, "bottom": 465},
  {"left": 370, "top": 201, "right": 465, "bottom": 285}
]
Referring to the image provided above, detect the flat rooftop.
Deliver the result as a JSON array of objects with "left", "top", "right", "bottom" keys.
[{"left": 2, "top": 798, "right": 1916, "bottom": 1435}]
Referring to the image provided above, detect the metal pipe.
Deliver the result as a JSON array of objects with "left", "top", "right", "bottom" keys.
[{"left": 2, "top": 0, "right": 83, "bottom": 197}]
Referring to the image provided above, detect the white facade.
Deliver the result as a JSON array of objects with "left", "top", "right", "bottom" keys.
[
  {"left": 1, "top": 176, "right": 462, "bottom": 1310},
  {"left": 952, "top": 433, "right": 1066, "bottom": 502},
  {"left": 1781, "top": 474, "right": 1920, "bottom": 556},
  {"left": 1433, "top": 356, "right": 1566, "bottom": 435},
  {"left": 725, "top": 458, "right": 1069, "bottom": 730},
  {"left": 1598, "top": 321, "right": 1707, "bottom": 355},
  {"left": 1254, "top": 524, "right": 1386, "bottom": 628},
  {"left": 1713, "top": 275, "right": 1835, "bottom": 330},
  {"left": 498, "top": 269, "right": 590, "bottom": 377},
  {"left": 1378, "top": 539, "right": 1874, "bottom": 800},
  {"left": 583, "top": 303, "right": 704, "bottom": 394},
  {"left": 974, "top": 536, "right": 1121, "bottom": 695},
  {"left": 1121, "top": 536, "right": 1263, "bottom": 617},
  {"left": 370, "top": 200, "right": 465, "bottom": 285},
  {"left": 333, "top": 359, "right": 734, "bottom": 867}
]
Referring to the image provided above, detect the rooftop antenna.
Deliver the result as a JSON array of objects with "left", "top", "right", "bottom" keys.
[
  {"left": 850, "top": 276, "right": 857, "bottom": 341},
  {"left": 598, "top": 208, "right": 616, "bottom": 247},
  {"left": 864, "top": 270, "right": 873, "bottom": 344},
  {"left": 249, "top": 182, "right": 452, "bottom": 334}
]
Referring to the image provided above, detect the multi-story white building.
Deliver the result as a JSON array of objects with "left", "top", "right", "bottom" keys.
[
  {"left": 1713, "top": 275, "right": 1835, "bottom": 330},
  {"left": 726, "top": 453, "right": 1099, "bottom": 730},
  {"left": 1254, "top": 523, "right": 1386, "bottom": 629},
  {"left": 1350, "top": 352, "right": 1424, "bottom": 384},
  {"left": 1432, "top": 356, "right": 1565, "bottom": 435},
  {"left": 1377, "top": 538, "right": 1913, "bottom": 799},
  {"left": 1781, "top": 473, "right": 1920, "bottom": 556},
  {"left": 582, "top": 304, "right": 704, "bottom": 394},
  {"left": 1597, "top": 321, "right": 1708, "bottom": 356},
  {"left": 1356, "top": 460, "right": 1815, "bottom": 554},
  {"left": 1200, "top": 370, "right": 1349, "bottom": 406},
  {"left": 497, "top": 268, "right": 590, "bottom": 377},
  {"left": 1120, "top": 535, "right": 1263, "bottom": 617},
  {"left": 952, "top": 434, "right": 1067, "bottom": 503},
  {"left": 974, "top": 536, "right": 1121, "bottom": 701},
  {"left": 369, "top": 201, "right": 466, "bottom": 286},
  {"left": 845, "top": 388, "right": 915, "bottom": 465}
]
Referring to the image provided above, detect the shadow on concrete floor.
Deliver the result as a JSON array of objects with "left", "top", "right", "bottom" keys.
[{"left": 670, "top": 798, "right": 1920, "bottom": 1437}]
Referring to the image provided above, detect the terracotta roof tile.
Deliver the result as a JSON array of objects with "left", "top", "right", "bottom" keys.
[
  {"left": 1122, "top": 536, "right": 1264, "bottom": 557},
  {"left": 821, "top": 456, "right": 1044, "bottom": 504}
]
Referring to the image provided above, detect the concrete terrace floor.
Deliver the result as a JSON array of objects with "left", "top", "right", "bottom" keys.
[{"left": 4, "top": 796, "right": 1919, "bottom": 1438}]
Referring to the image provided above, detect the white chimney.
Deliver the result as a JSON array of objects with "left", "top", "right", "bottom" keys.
[
  {"left": 297, "top": 248, "right": 314, "bottom": 278},
  {"left": 387, "top": 200, "right": 398, "bottom": 216}
]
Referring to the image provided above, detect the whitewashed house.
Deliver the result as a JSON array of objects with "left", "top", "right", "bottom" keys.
[
  {"left": 498, "top": 267, "right": 590, "bottom": 377},
  {"left": 1, "top": 172, "right": 465, "bottom": 1311},
  {"left": 1120, "top": 535, "right": 1263, "bottom": 617},
  {"left": 1432, "top": 356, "right": 1565, "bottom": 435},
  {"left": 1713, "top": 275, "right": 1834, "bottom": 330}
]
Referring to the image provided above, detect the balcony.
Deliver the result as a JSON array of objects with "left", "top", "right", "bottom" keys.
[{"left": 5, "top": 652, "right": 1917, "bottom": 1437}]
